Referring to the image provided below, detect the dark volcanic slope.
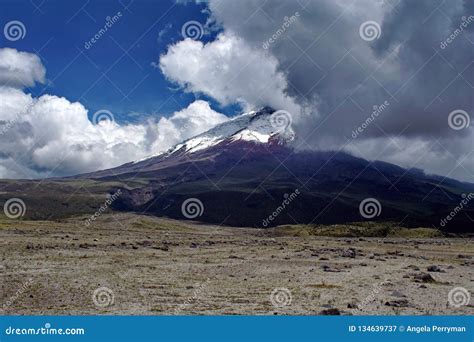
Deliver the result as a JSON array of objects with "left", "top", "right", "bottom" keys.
[{"left": 74, "top": 138, "right": 474, "bottom": 233}]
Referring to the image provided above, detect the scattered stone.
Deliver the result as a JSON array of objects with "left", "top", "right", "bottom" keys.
[
  {"left": 319, "top": 308, "right": 341, "bottom": 315},
  {"left": 419, "top": 284, "right": 427, "bottom": 289},
  {"left": 341, "top": 248, "right": 356, "bottom": 258},
  {"left": 427, "top": 265, "right": 444, "bottom": 273},
  {"left": 190, "top": 243, "right": 198, "bottom": 248},
  {"left": 321, "top": 265, "right": 342, "bottom": 272},
  {"left": 137, "top": 240, "right": 153, "bottom": 247},
  {"left": 385, "top": 299, "right": 409, "bottom": 307},
  {"left": 413, "top": 272, "right": 436, "bottom": 283},
  {"left": 319, "top": 257, "right": 329, "bottom": 261}
]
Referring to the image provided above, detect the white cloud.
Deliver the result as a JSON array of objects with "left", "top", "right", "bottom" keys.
[
  {"left": 159, "top": 33, "right": 300, "bottom": 116},
  {"left": 0, "top": 48, "right": 228, "bottom": 179},
  {"left": 0, "top": 48, "right": 46, "bottom": 88}
]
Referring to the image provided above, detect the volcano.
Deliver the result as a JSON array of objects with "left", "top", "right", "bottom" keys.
[{"left": 65, "top": 107, "right": 474, "bottom": 233}]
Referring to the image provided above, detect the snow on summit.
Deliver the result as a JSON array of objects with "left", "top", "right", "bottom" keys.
[{"left": 134, "top": 107, "right": 295, "bottom": 163}]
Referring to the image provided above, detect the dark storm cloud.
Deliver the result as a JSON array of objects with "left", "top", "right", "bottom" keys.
[{"left": 201, "top": 0, "right": 473, "bottom": 181}]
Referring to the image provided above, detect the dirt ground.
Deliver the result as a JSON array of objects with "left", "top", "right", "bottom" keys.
[{"left": 1, "top": 213, "right": 473, "bottom": 315}]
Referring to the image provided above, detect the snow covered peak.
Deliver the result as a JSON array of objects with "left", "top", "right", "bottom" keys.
[{"left": 135, "top": 107, "right": 295, "bottom": 163}]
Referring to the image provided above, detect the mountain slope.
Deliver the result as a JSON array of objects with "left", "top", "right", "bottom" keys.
[{"left": 69, "top": 107, "right": 474, "bottom": 233}]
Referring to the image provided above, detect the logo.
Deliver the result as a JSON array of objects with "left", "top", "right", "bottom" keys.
[
  {"left": 448, "top": 109, "right": 470, "bottom": 130},
  {"left": 270, "top": 287, "right": 292, "bottom": 307},
  {"left": 270, "top": 110, "right": 292, "bottom": 132},
  {"left": 359, "top": 198, "right": 381, "bottom": 219},
  {"left": 181, "top": 198, "right": 204, "bottom": 219},
  {"left": 359, "top": 21, "right": 381, "bottom": 41},
  {"left": 92, "top": 286, "right": 115, "bottom": 308},
  {"left": 92, "top": 109, "right": 115, "bottom": 125},
  {"left": 3, "top": 198, "right": 26, "bottom": 219},
  {"left": 181, "top": 21, "right": 203, "bottom": 40},
  {"left": 4, "top": 20, "right": 26, "bottom": 41},
  {"left": 448, "top": 287, "right": 470, "bottom": 308}
]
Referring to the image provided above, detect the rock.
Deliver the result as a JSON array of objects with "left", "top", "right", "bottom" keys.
[
  {"left": 190, "top": 243, "right": 198, "bottom": 248},
  {"left": 319, "top": 257, "right": 329, "bottom": 261},
  {"left": 390, "top": 290, "right": 406, "bottom": 298},
  {"left": 341, "top": 248, "right": 356, "bottom": 258},
  {"left": 427, "top": 265, "right": 444, "bottom": 273},
  {"left": 385, "top": 299, "right": 409, "bottom": 307},
  {"left": 347, "top": 303, "right": 358, "bottom": 309},
  {"left": 321, "top": 264, "right": 342, "bottom": 272},
  {"left": 319, "top": 308, "right": 341, "bottom": 315},
  {"left": 413, "top": 272, "right": 436, "bottom": 283}
]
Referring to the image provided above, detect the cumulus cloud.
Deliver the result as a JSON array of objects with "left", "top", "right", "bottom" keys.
[
  {"left": 159, "top": 34, "right": 300, "bottom": 115},
  {"left": 0, "top": 48, "right": 46, "bottom": 88},
  {"left": 0, "top": 48, "right": 228, "bottom": 179},
  {"left": 164, "top": 0, "right": 473, "bottom": 181}
]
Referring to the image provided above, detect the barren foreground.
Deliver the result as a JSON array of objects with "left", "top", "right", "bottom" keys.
[{"left": 1, "top": 213, "right": 473, "bottom": 315}]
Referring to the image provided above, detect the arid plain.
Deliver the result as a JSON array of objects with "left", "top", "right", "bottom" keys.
[{"left": 1, "top": 213, "right": 473, "bottom": 315}]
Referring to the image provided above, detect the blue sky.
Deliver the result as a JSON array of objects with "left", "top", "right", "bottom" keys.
[{"left": 0, "top": 0, "right": 237, "bottom": 123}]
